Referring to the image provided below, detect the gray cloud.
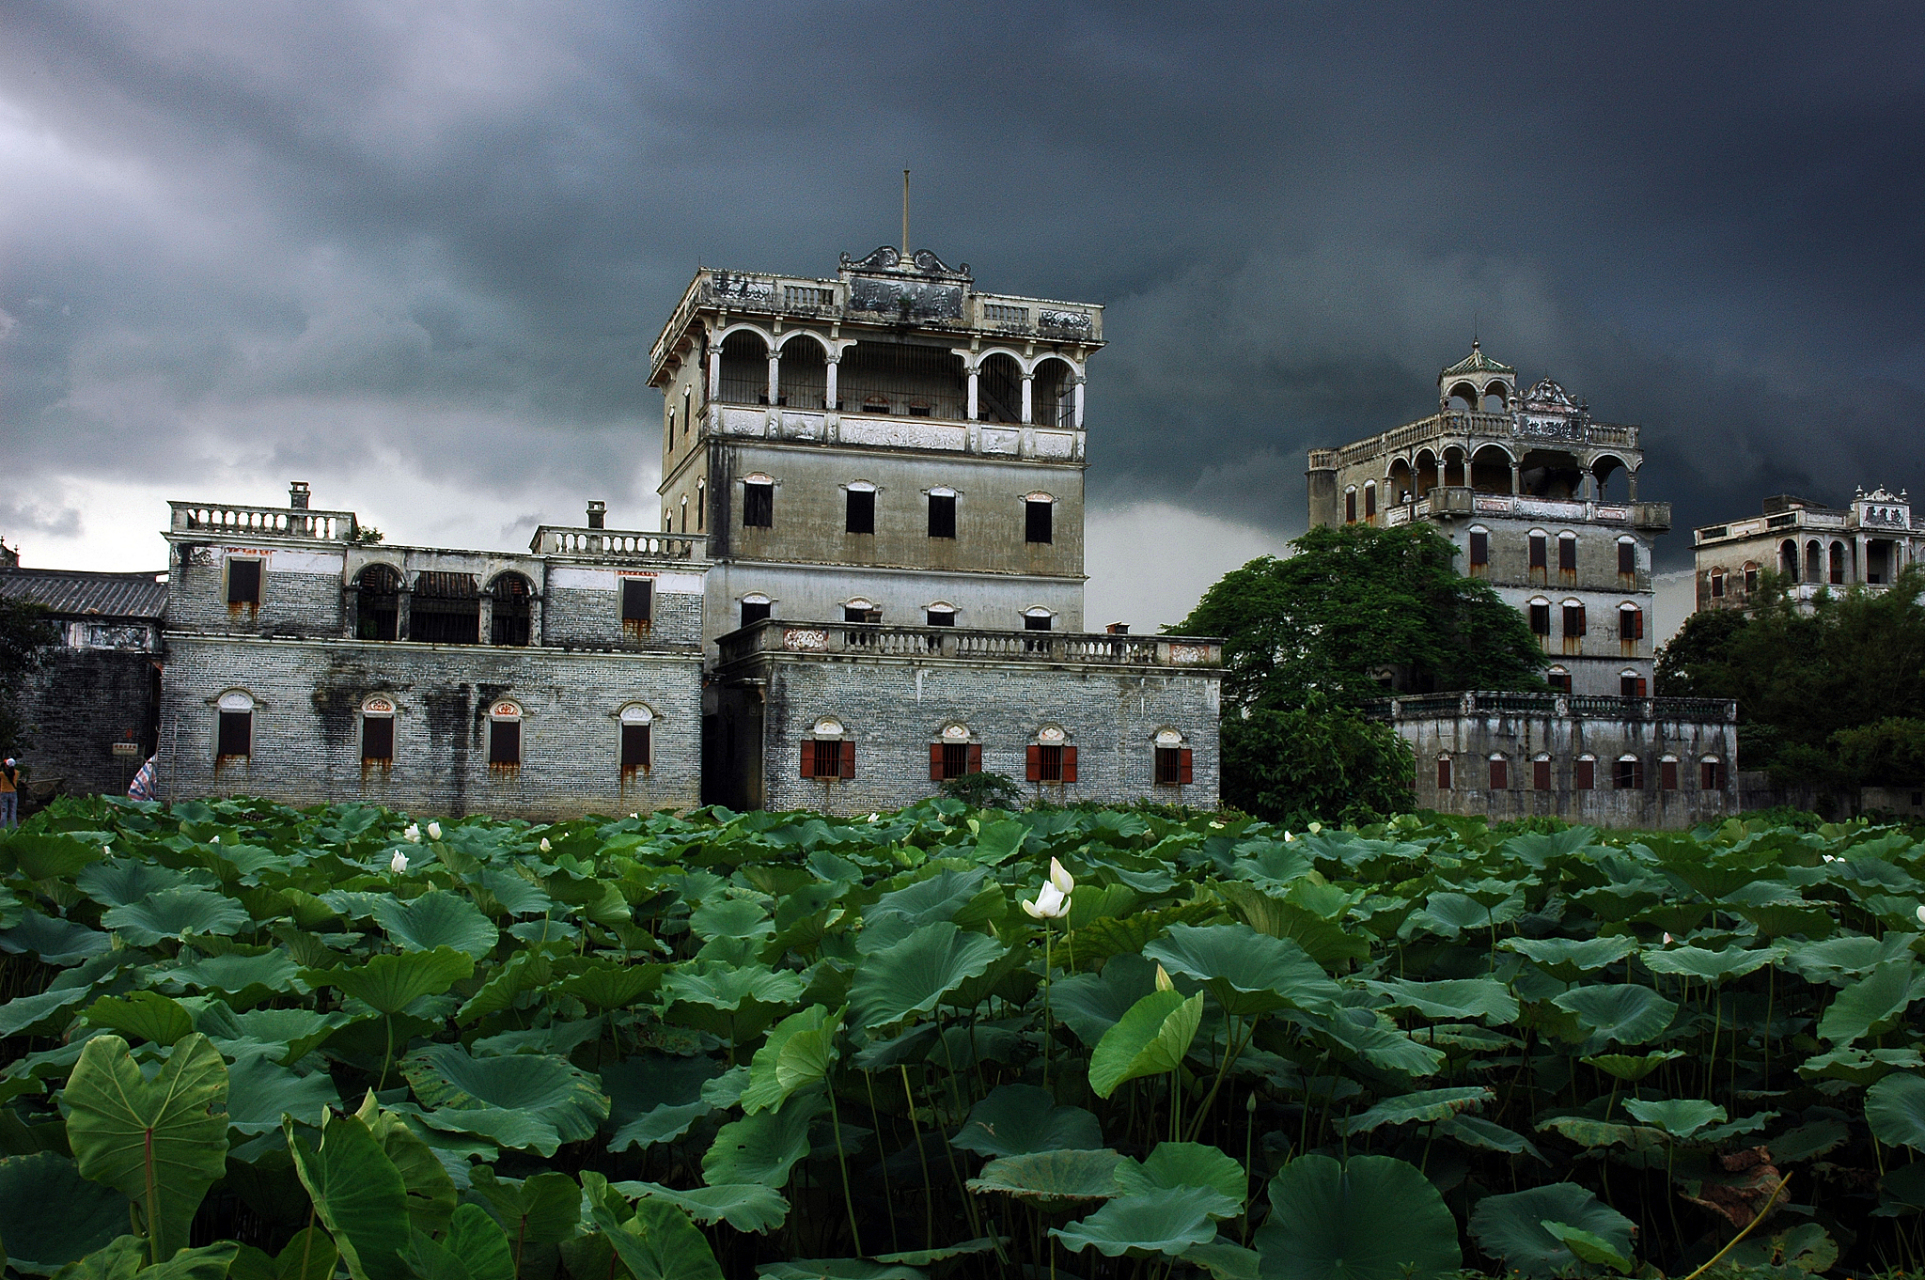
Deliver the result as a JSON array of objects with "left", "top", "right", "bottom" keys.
[{"left": 1, "top": 1, "right": 1920, "bottom": 569}]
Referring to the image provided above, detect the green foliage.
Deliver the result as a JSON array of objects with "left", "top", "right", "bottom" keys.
[
  {"left": 936, "top": 771, "right": 1025, "bottom": 810},
  {"left": 1219, "top": 700, "right": 1414, "bottom": 827},
  {"left": 8, "top": 796, "right": 1925, "bottom": 1277}
]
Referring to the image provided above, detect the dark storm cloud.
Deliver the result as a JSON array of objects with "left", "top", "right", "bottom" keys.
[{"left": 1, "top": 1, "right": 1920, "bottom": 562}]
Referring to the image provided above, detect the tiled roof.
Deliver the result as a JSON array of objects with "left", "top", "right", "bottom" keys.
[
  {"left": 1440, "top": 341, "right": 1516, "bottom": 378},
  {"left": 0, "top": 568, "right": 168, "bottom": 620}
]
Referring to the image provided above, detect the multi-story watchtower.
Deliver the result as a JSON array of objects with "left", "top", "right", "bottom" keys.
[
  {"left": 648, "top": 245, "right": 1102, "bottom": 652},
  {"left": 1308, "top": 344, "right": 1673, "bottom": 696}
]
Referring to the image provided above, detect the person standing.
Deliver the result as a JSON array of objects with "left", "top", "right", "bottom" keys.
[{"left": 0, "top": 758, "right": 17, "bottom": 829}]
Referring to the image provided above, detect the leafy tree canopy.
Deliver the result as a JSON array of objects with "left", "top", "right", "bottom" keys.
[{"left": 1174, "top": 523, "right": 1546, "bottom": 713}]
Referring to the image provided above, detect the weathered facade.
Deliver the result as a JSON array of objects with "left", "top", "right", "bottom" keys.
[
  {"left": 0, "top": 565, "right": 167, "bottom": 797},
  {"left": 1374, "top": 691, "right": 1739, "bottom": 829},
  {"left": 1308, "top": 346, "right": 1672, "bottom": 697},
  {"left": 1692, "top": 487, "right": 1924, "bottom": 612},
  {"left": 156, "top": 489, "right": 707, "bottom": 818}
]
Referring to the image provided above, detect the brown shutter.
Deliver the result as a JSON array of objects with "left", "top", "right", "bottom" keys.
[
  {"left": 839, "top": 741, "right": 856, "bottom": 779},
  {"left": 967, "top": 744, "right": 982, "bottom": 773},
  {"left": 1062, "top": 745, "right": 1077, "bottom": 783},
  {"left": 1178, "top": 748, "right": 1193, "bottom": 784},
  {"left": 800, "top": 742, "right": 816, "bottom": 778},
  {"left": 1026, "top": 744, "right": 1042, "bottom": 781},
  {"left": 929, "top": 743, "right": 945, "bottom": 780}
]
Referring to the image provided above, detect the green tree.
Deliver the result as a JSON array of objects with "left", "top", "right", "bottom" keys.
[
  {"left": 0, "top": 596, "right": 59, "bottom": 758},
  {"left": 1174, "top": 524, "right": 1540, "bottom": 821}
]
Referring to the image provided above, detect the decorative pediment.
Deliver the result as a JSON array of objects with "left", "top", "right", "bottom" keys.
[
  {"left": 1522, "top": 377, "right": 1577, "bottom": 410},
  {"left": 838, "top": 246, "right": 971, "bottom": 281}
]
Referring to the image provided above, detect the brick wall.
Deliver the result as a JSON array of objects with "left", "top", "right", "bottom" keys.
[
  {"left": 543, "top": 583, "right": 704, "bottom": 649},
  {"left": 718, "top": 651, "right": 1222, "bottom": 815},
  {"left": 16, "top": 650, "right": 159, "bottom": 797},
  {"left": 159, "top": 635, "right": 704, "bottom": 819},
  {"left": 168, "top": 544, "right": 347, "bottom": 637}
]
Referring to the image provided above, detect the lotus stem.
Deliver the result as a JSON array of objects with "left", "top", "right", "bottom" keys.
[
  {"left": 826, "top": 1081, "right": 864, "bottom": 1257},
  {"left": 901, "top": 1064, "right": 935, "bottom": 1250},
  {"left": 864, "top": 1070, "right": 901, "bottom": 1256},
  {"left": 1677, "top": 1174, "right": 1789, "bottom": 1280}
]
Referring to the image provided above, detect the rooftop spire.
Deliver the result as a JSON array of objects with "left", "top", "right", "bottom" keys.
[{"left": 902, "top": 169, "right": 910, "bottom": 256}]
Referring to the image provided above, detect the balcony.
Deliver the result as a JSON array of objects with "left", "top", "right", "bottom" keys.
[
  {"left": 170, "top": 502, "right": 356, "bottom": 542},
  {"left": 1367, "top": 691, "right": 1736, "bottom": 723},
  {"left": 710, "top": 404, "right": 1083, "bottom": 463},
  {"left": 529, "top": 527, "right": 706, "bottom": 561},
  {"left": 717, "top": 618, "right": 1222, "bottom": 670},
  {"left": 1328, "top": 411, "right": 1641, "bottom": 470},
  {"left": 1413, "top": 489, "right": 1670, "bottom": 531}
]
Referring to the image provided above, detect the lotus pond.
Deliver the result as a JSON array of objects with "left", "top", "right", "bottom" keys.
[{"left": 3, "top": 797, "right": 1925, "bottom": 1280}]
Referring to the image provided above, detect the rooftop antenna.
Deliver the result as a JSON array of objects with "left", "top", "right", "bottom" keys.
[{"left": 902, "top": 169, "right": 911, "bottom": 258}]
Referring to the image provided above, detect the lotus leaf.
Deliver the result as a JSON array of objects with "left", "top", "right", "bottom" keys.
[
  {"left": 1088, "top": 989, "right": 1204, "bottom": 1098},
  {"left": 1867, "top": 1072, "right": 1925, "bottom": 1150},
  {"left": 1551, "top": 984, "right": 1678, "bottom": 1047},
  {"left": 1582, "top": 1049, "right": 1684, "bottom": 1082},
  {"left": 756, "top": 1262, "right": 923, "bottom": 1280},
  {"left": 1501, "top": 936, "right": 1639, "bottom": 975},
  {"left": 402, "top": 1045, "right": 609, "bottom": 1150},
  {"left": 303, "top": 947, "right": 476, "bottom": 1015},
  {"left": 741, "top": 1004, "right": 842, "bottom": 1115},
  {"left": 951, "top": 1084, "right": 1102, "bottom": 1157},
  {"left": 81, "top": 991, "right": 194, "bottom": 1046},
  {"left": 1145, "top": 923, "right": 1339, "bottom": 1018},
  {"left": 375, "top": 891, "right": 499, "bottom": 958},
  {"left": 1114, "top": 1142, "right": 1246, "bottom": 1209},
  {"left": 283, "top": 1111, "right": 411, "bottom": 1280},
  {"left": 74, "top": 859, "right": 187, "bottom": 909},
  {"left": 1640, "top": 944, "right": 1784, "bottom": 982},
  {"left": 1254, "top": 1154, "right": 1461, "bottom": 1280},
  {"left": 0, "top": 1151, "right": 129, "bottom": 1274},
  {"left": 849, "top": 920, "right": 1005, "bottom": 1029},
  {"left": 0, "top": 985, "right": 90, "bottom": 1038},
  {"left": 1336, "top": 1086, "right": 1492, "bottom": 1135},
  {"left": 1469, "top": 1183, "right": 1636, "bottom": 1277},
  {"left": 702, "top": 1092, "right": 825, "bottom": 1189},
  {"left": 615, "top": 1180, "right": 791, "bottom": 1233},
  {"left": 1364, "top": 978, "right": 1519, "bottom": 1025},
  {"left": 968, "top": 1148, "right": 1126, "bottom": 1200},
  {"left": 1819, "top": 957, "right": 1917, "bottom": 1044},
  {"left": 0, "top": 911, "right": 111, "bottom": 965},
  {"left": 100, "top": 888, "right": 248, "bottom": 946},
  {"left": 223, "top": 1053, "right": 341, "bottom": 1133},
  {"left": 1049, "top": 953, "right": 1157, "bottom": 1046},
  {"left": 1051, "top": 1186, "right": 1226, "bottom": 1257}
]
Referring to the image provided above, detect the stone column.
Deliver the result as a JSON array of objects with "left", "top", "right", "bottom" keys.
[
  {"left": 766, "top": 352, "right": 780, "bottom": 408},
  {"left": 477, "top": 594, "right": 494, "bottom": 646},
  {"left": 824, "top": 356, "right": 839, "bottom": 411},
  {"left": 966, "top": 366, "right": 979, "bottom": 420},
  {"left": 706, "top": 341, "right": 722, "bottom": 404},
  {"left": 1510, "top": 462, "right": 1521, "bottom": 495},
  {"left": 1856, "top": 535, "right": 1868, "bottom": 584},
  {"left": 1020, "top": 373, "right": 1034, "bottom": 425},
  {"left": 1074, "top": 375, "right": 1087, "bottom": 429},
  {"left": 395, "top": 588, "right": 411, "bottom": 641},
  {"left": 1628, "top": 469, "right": 1639, "bottom": 500},
  {"left": 342, "top": 584, "right": 359, "bottom": 639},
  {"left": 528, "top": 594, "right": 544, "bottom": 646}
]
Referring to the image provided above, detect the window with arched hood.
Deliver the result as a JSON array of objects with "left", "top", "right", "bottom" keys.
[
  {"left": 1700, "top": 756, "right": 1728, "bottom": 791},
  {"left": 1344, "top": 487, "right": 1358, "bottom": 524},
  {"left": 845, "top": 480, "right": 876, "bottom": 535},
  {"left": 1557, "top": 531, "right": 1578, "bottom": 574},
  {"left": 1025, "top": 492, "right": 1055, "bottom": 544},
  {"left": 1575, "top": 754, "right": 1596, "bottom": 790},
  {"left": 216, "top": 691, "right": 255, "bottom": 762},
  {"left": 1547, "top": 665, "right": 1571, "bottom": 693},
  {"left": 489, "top": 573, "right": 534, "bottom": 646},
  {"left": 1364, "top": 482, "right": 1377, "bottom": 519},
  {"left": 1487, "top": 753, "right": 1510, "bottom": 790},
  {"left": 740, "top": 593, "right": 772, "bottom": 628},
  {"left": 1029, "top": 724, "right": 1076, "bottom": 784},
  {"left": 1528, "top": 597, "right": 1551, "bottom": 637},
  {"left": 1533, "top": 753, "right": 1553, "bottom": 791},
  {"left": 488, "top": 700, "right": 522, "bottom": 769},
  {"left": 1660, "top": 755, "right": 1680, "bottom": 790},
  {"left": 619, "top": 704, "right": 653, "bottom": 774},
  {"left": 1467, "top": 525, "right": 1490, "bottom": 572},
  {"left": 1153, "top": 728, "right": 1192, "bottom": 787},
  {"left": 929, "top": 722, "right": 980, "bottom": 781},
  {"left": 362, "top": 696, "right": 395, "bottom": 766},
  {"left": 1436, "top": 754, "right": 1453, "bottom": 790},
  {"left": 801, "top": 717, "right": 854, "bottom": 780},
  {"left": 1615, "top": 754, "right": 1644, "bottom": 790}
]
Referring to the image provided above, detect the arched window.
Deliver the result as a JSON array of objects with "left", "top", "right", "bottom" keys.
[
  {"left": 1467, "top": 524, "right": 1490, "bottom": 572},
  {"left": 740, "top": 592, "right": 772, "bottom": 628},
  {"left": 1023, "top": 606, "right": 1054, "bottom": 632},
  {"left": 925, "top": 601, "right": 957, "bottom": 627},
  {"left": 1619, "top": 602, "right": 1644, "bottom": 644},
  {"left": 1029, "top": 724, "right": 1076, "bottom": 784},
  {"left": 717, "top": 330, "right": 770, "bottom": 405},
  {"left": 1700, "top": 755, "right": 1728, "bottom": 791},
  {"left": 776, "top": 334, "right": 828, "bottom": 409},
  {"left": 1619, "top": 669, "right": 1647, "bottom": 698},
  {"left": 1436, "top": 754, "right": 1452, "bottom": 791},
  {"left": 1547, "top": 664, "right": 1571, "bottom": 693},
  {"left": 1561, "top": 599, "right": 1586, "bottom": 645},
  {"left": 1488, "top": 753, "right": 1510, "bottom": 790},
  {"left": 488, "top": 573, "right": 534, "bottom": 646},
  {"left": 930, "top": 722, "right": 980, "bottom": 781},
  {"left": 742, "top": 473, "right": 775, "bottom": 529},
  {"left": 1153, "top": 728, "right": 1192, "bottom": 787},
  {"left": 1829, "top": 541, "right": 1846, "bottom": 585},
  {"left": 1805, "top": 540, "right": 1823, "bottom": 583},
  {"left": 1032, "top": 357, "right": 1076, "bottom": 428},
  {"left": 362, "top": 696, "right": 396, "bottom": 767},
  {"left": 355, "top": 564, "right": 403, "bottom": 641},
  {"left": 1482, "top": 381, "right": 1510, "bottom": 412},
  {"left": 1527, "top": 596, "right": 1551, "bottom": 638},
  {"left": 696, "top": 481, "right": 705, "bottom": 531},
  {"left": 1659, "top": 754, "right": 1680, "bottom": 790},
  {"left": 1557, "top": 531, "right": 1578, "bottom": 575},
  {"left": 1024, "top": 492, "right": 1055, "bottom": 544},
  {"left": 1575, "top": 754, "right": 1597, "bottom": 790},
  {"left": 1709, "top": 568, "right": 1727, "bottom": 599},
  {"left": 927, "top": 485, "right": 957, "bottom": 539},
  {"left": 488, "top": 700, "right": 522, "bottom": 770},
  {"left": 976, "top": 353, "right": 1022, "bottom": 423},
  {"left": 1617, "top": 536, "right": 1639, "bottom": 577},
  {"left": 619, "top": 704, "right": 653, "bottom": 775},
  {"left": 845, "top": 480, "right": 876, "bottom": 535},
  {"left": 1364, "top": 481, "right": 1377, "bottom": 519},
  {"left": 1614, "top": 754, "right": 1644, "bottom": 791},
  {"left": 1528, "top": 529, "right": 1549, "bottom": 574},
  {"left": 1447, "top": 381, "right": 1479, "bottom": 411},
  {"left": 1780, "top": 539, "right": 1798, "bottom": 578},
  {"left": 216, "top": 691, "right": 255, "bottom": 762},
  {"left": 1344, "top": 487, "right": 1358, "bottom": 524},
  {"left": 801, "top": 717, "right": 853, "bottom": 780},
  {"left": 1532, "top": 753, "right": 1553, "bottom": 791},
  {"left": 1743, "top": 561, "right": 1759, "bottom": 594},
  {"left": 843, "top": 597, "right": 880, "bottom": 624}
]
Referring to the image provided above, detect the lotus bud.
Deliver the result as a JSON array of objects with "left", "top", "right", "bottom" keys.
[
  {"left": 1308, "top": 821, "right": 1323, "bottom": 834},
  {"left": 402, "top": 823, "right": 421, "bottom": 843},
  {"left": 427, "top": 821, "right": 442, "bottom": 841},
  {"left": 1916, "top": 903, "right": 1925, "bottom": 926},
  {"left": 1155, "top": 963, "right": 1175, "bottom": 992},
  {"left": 1663, "top": 933, "right": 1674, "bottom": 944},
  {"left": 390, "top": 850, "right": 410, "bottom": 874},
  {"left": 1049, "top": 857, "right": 1075, "bottom": 896},
  {"left": 1246, "top": 1091, "right": 1258, "bottom": 1113},
  {"left": 539, "top": 837, "right": 552, "bottom": 852}
]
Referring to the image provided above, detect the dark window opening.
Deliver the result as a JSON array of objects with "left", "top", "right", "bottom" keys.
[
  {"left": 621, "top": 724, "right": 651, "bottom": 771},
  {"left": 227, "top": 559, "right": 262, "bottom": 608},
  {"left": 622, "top": 579, "right": 654, "bottom": 637},
  {"left": 1154, "top": 746, "right": 1192, "bottom": 786},
  {"left": 412, "top": 572, "right": 480, "bottom": 645},
  {"left": 1489, "top": 757, "right": 1509, "bottom": 790},
  {"left": 846, "top": 489, "right": 875, "bottom": 535},
  {"left": 1468, "top": 531, "right": 1489, "bottom": 569},
  {"left": 1558, "top": 536, "right": 1577, "bottom": 572},
  {"left": 1364, "top": 485, "right": 1377, "bottom": 518},
  {"left": 1529, "top": 603, "right": 1551, "bottom": 636},
  {"left": 801, "top": 739, "right": 854, "bottom": 779},
  {"left": 1621, "top": 675, "right": 1648, "bottom": 698},
  {"left": 1024, "top": 613, "right": 1052, "bottom": 632},
  {"left": 1575, "top": 758, "right": 1595, "bottom": 790},
  {"left": 1660, "top": 759, "right": 1679, "bottom": 790},
  {"left": 1615, "top": 758, "right": 1644, "bottom": 790},
  {"left": 741, "top": 599, "right": 771, "bottom": 628},
  {"left": 1618, "top": 540, "right": 1637, "bottom": 575},
  {"left": 217, "top": 711, "right": 251, "bottom": 760},
  {"left": 928, "top": 494, "right": 956, "bottom": 538},
  {"left": 1533, "top": 758, "right": 1552, "bottom": 790},
  {"left": 844, "top": 605, "right": 881, "bottom": 624},
  {"left": 1345, "top": 490, "right": 1358, "bottom": 523},
  {"left": 842, "top": 341, "right": 967, "bottom": 419},
  {"left": 1529, "top": 534, "right": 1548, "bottom": 570},
  {"left": 926, "top": 608, "right": 955, "bottom": 627},
  {"left": 1548, "top": 670, "right": 1572, "bottom": 693},
  {"left": 930, "top": 741, "right": 978, "bottom": 780},
  {"left": 743, "top": 482, "right": 774, "bottom": 528},
  {"left": 696, "top": 486, "right": 705, "bottom": 530},
  {"left": 1744, "top": 566, "right": 1758, "bottom": 594},
  {"left": 489, "top": 720, "right": 521, "bottom": 768},
  {"left": 1025, "top": 500, "right": 1053, "bottom": 544},
  {"left": 489, "top": 575, "right": 533, "bottom": 646},
  {"left": 1620, "top": 608, "right": 1644, "bottom": 642},
  {"left": 356, "top": 564, "right": 401, "bottom": 640},
  {"left": 1436, "top": 757, "right": 1452, "bottom": 790},
  {"left": 1701, "top": 760, "right": 1727, "bottom": 791},
  {"left": 362, "top": 716, "right": 394, "bottom": 765},
  {"left": 1563, "top": 604, "right": 1586, "bottom": 638},
  {"left": 1710, "top": 572, "right": 1726, "bottom": 599}
]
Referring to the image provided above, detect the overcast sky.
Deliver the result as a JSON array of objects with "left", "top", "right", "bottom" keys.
[{"left": 2, "top": 2, "right": 1920, "bottom": 630}]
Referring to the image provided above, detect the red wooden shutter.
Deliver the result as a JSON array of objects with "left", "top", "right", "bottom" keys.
[
  {"left": 1661, "top": 760, "right": 1678, "bottom": 790},
  {"left": 1533, "top": 759, "right": 1552, "bottom": 791},
  {"left": 929, "top": 743, "right": 944, "bottom": 780},
  {"left": 967, "top": 744, "right": 982, "bottom": 773},
  {"left": 839, "top": 741, "right": 856, "bottom": 779},
  {"left": 800, "top": 742, "right": 816, "bottom": 778},
  {"left": 1178, "top": 749, "right": 1193, "bottom": 784},
  {"left": 1026, "top": 745, "right": 1042, "bottom": 781},
  {"left": 1062, "top": 746, "right": 1077, "bottom": 783},
  {"left": 1437, "top": 757, "right": 1451, "bottom": 790}
]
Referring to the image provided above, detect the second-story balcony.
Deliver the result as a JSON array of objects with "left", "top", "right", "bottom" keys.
[
  {"left": 717, "top": 618, "right": 1222, "bottom": 670},
  {"left": 1388, "top": 488, "right": 1671, "bottom": 532},
  {"left": 531, "top": 526, "right": 707, "bottom": 562}
]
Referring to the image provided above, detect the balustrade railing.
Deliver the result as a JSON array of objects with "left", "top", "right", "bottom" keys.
[
  {"left": 532, "top": 528, "right": 706, "bottom": 560},
  {"left": 170, "top": 503, "right": 356, "bottom": 541},
  {"left": 717, "top": 619, "right": 1220, "bottom": 669},
  {"left": 1367, "top": 691, "right": 1736, "bottom": 723}
]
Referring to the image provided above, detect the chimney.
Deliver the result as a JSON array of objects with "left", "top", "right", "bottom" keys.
[
  {"left": 586, "top": 500, "right": 607, "bottom": 530},
  {"left": 289, "top": 482, "right": 311, "bottom": 510},
  {"left": 1106, "top": 622, "right": 1130, "bottom": 635}
]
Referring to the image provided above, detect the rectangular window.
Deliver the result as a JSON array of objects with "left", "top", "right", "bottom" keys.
[
  {"left": 801, "top": 739, "right": 854, "bottom": 779},
  {"left": 1710, "top": 572, "right": 1725, "bottom": 599},
  {"left": 1533, "top": 758, "right": 1552, "bottom": 790},
  {"left": 1437, "top": 757, "right": 1452, "bottom": 790},
  {"left": 1621, "top": 675, "right": 1648, "bottom": 698},
  {"left": 362, "top": 716, "right": 394, "bottom": 765},
  {"left": 1025, "top": 500, "right": 1053, "bottom": 545},
  {"left": 1615, "top": 758, "right": 1644, "bottom": 790},
  {"left": 1563, "top": 604, "right": 1586, "bottom": 638},
  {"left": 1701, "top": 760, "right": 1727, "bottom": 791},
  {"left": 1024, "top": 613, "right": 1052, "bottom": 632},
  {"left": 844, "top": 606, "right": 880, "bottom": 624},
  {"left": 846, "top": 489, "right": 875, "bottom": 535},
  {"left": 1028, "top": 744, "right": 1075, "bottom": 783},
  {"left": 1364, "top": 486, "right": 1377, "bottom": 518},
  {"left": 930, "top": 742, "right": 978, "bottom": 780},
  {"left": 928, "top": 494, "right": 957, "bottom": 538},
  {"left": 1345, "top": 491, "right": 1357, "bottom": 523},
  {"left": 489, "top": 720, "right": 521, "bottom": 767},
  {"left": 1154, "top": 746, "right": 1192, "bottom": 786},
  {"left": 1529, "top": 534, "right": 1547, "bottom": 570},
  {"left": 1575, "top": 758, "right": 1595, "bottom": 790},
  {"left": 621, "top": 579, "right": 653, "bottom": 628},
  {"left": 1660, "top": 759, "right": 1679, "bottom": 790},
  {"left": 621, "top": 724, "right": 651, "bottom": 770},
  {"left": 1489, "top": 757, "right": 1509, "bottom": 790},
  {"left": 1548, "top": 670, "right": 1572, "bottom": 693},
  {"left": 217, "top": 711, "right": 251, "bottom": 759},
  {"left": 1529, "top": 603, "right": 1551, "bottom": 636},
  {"left": 697, "top": 485, "right": 705, "bottom": 530},
  {"left": 926, "top": 609, "right": 955, "bottom": 627},
  {"left": 743, "top": 482, "right": 774, "bottom": 528},
  {"left": 227, "top": 559, "right": 262, "bottom": 607},
  {"left": 1558, "top": 537, "right": 1577, "bottom": 572},
  {"left": 1744, "top": 567, "right": 1758, "bottom": 593},
  {"left": 1469, "top": 531, "right": 1489, "bottom": 568},
  {"left": 1618, "top": 540, "right": 1637, "bottom": 574},
  {"left": 1620, "top": 608, "right": 1644, "bottom": 641},
  {"left": 741, "top": 600, "right": 771, "bottom": 628}
]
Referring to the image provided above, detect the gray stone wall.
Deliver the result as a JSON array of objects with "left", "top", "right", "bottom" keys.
[
  {"left": 541, "top": 583, "right": 704, "bottom": 649},
  {"left": 718, "top": 650, "right": 1221, "bottom": 815},
  {"left": 15, "top": 650, "right": 158, "bottom": 797},
  {"left": 167, "top": 543, "right": 347, "bottom": 638},
  {"left": 1395, "top": 707, "right": 1737, "bottom": 829},
  {"left": 158, "top": 635, "right": 704, "bottom": 818}
]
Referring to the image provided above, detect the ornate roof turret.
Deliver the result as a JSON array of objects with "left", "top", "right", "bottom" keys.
[
  {"left": 1438, "top": 340, "right": 1518, "bottom": 410},
  {"left": 1440, "top": 340, "right": 1516, "bottom": 378}
]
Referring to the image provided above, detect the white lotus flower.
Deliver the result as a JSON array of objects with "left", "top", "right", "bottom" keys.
[
  {"left": 427, "top": 821, "right": 442, "bottom": 840},
  {"left": 1663, "top": 933, "right": 1674, "bottom": 944},
  {"left": 390, "top": 850, "right": 410, "bottom": 874},
  {"left": 1822, "top": 854, "right": 1839, "bottom": 863},
  {"left": 1049, "top": 857, "right": 1075, "bottom": 896},
  {"left": 1916, "top": 904, "right": 1925, "bottom": 926},
  {"left": 539, "top": 837, "right": 551, "bottom": 852},
  {"left": 402, "top": 823, "right": 421, "bottom": 843},
  {"left": 1023, "top": 880, "right": 1070, "bottom": 921}
]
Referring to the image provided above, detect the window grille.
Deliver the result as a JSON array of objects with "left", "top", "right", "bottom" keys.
[
  {"left": 1154, "top": 746, "right": 1192, "bottom": 786},
  {"left": 362, "top": 715, "right": 394, "bottom": 765}
]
